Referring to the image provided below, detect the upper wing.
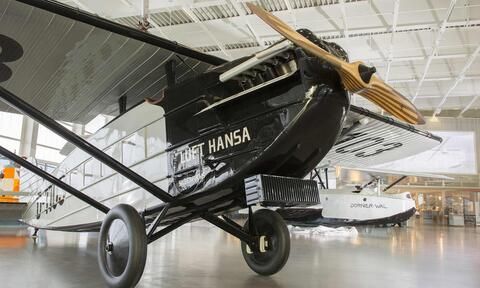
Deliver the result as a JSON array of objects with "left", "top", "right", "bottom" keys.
[
  {"left": 0, "top": 0, "right": 226, "bottom": 123},
  {"left": 319, "top": 105, "right": 442, "bottom": 168}
]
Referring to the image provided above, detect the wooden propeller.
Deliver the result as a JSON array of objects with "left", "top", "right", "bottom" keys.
[{"left": 247, "top": 3, "right": 425, "bottom": 125}]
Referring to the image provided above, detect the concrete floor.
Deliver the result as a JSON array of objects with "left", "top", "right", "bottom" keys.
[{"left": 0, "top": 221, "right": 479, "bottom": 288}]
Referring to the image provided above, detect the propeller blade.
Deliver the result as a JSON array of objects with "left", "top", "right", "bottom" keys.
[{"left": 247, "top": 3, "right": 425, "bottom": 125}]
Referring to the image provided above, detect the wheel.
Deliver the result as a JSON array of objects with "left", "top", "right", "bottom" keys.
[
  {"left": 98, "top": 204, "right": 147, "bottom": 288},
  {"left": 241, "top": 209, "right": 290, "bottom": 276}
]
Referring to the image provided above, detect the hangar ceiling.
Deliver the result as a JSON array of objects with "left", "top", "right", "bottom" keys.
[{"left": 8, "top": 0, "right": 480, "bottom": 120}]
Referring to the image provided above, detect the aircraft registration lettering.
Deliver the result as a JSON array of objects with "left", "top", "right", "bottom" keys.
[
  {"left": 177, "top": 127, "right": 252, "bottom": 166},
  {"left": 350, "top": 203, "right": 387, "bottom": 209},
  {"left": 208, "top": 127, "right": 251, "bottom": 154},
  {"left": 336, "top": 133, "right": 403, "bottom": 158},
  {"left": 179, "top": 143, "right": 205, "bottom": 165}
]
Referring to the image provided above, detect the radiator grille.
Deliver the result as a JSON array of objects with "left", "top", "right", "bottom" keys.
[{"left": 245, "top": 175, "right": 319, "bottom": 207}]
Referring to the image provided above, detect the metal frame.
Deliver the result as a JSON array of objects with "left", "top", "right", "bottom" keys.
[
  {"left": 146, "top": 203, "right": 170, "bottom": 238},
  {"left": 383, "top": 175, "right": 407, "bottom": 193},
  {"left": 203, "top": 213, "right": 257, "bottom": 246},
  {"left": 0, "top": 86, "right": 259, "bottom": 249},
  {"left": 311, "top": 168, "right": 326, "bottom": 189},
  {"left": 148, "top": 212, "right": 199, "bottom": 244}
]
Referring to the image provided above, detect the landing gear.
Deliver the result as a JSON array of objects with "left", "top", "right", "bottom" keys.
[
  {"left": 98, "top": 204, "right": 147, "bottom": 288},
  {"left": 32, "top": 228, "right": 38, "bottom": 239},
  {"left": 32, "top": 228, "right": 39, "bottom": 243},
  {"left": 241, "top": 209, "right": 290, "bottom": 276}
]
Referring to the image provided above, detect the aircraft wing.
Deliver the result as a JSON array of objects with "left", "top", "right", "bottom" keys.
[
  {"left": 319, "top": 105, "right": 442, "bottom": 168},
  {"left": 0, "top": 0, "right": 226, "bottom": 123},
  {"left": 338, "top": 166, "right": 453, "bottom": 180}
]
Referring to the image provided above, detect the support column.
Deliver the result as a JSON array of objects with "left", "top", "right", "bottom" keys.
[
  {"left": 474, "top": 192, "right": 479, "bottom": 226},
  {"left": 18, "top": 116, "right": 38, "bottom": 158}
]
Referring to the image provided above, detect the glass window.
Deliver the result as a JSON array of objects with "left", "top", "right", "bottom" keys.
[
  {"left": 37, "top": 124, "right": 67, "bottom": 149},
  {"left": 70, "top": 165, "right": 84, "bottom": 189},
  {"left": 36, "top": 124, "right": 69, "bottom": 163},
  {"left": 36, "top": 146, "right": 65, "bottom": 163},
  {"left": 146, "top": 120, "right": 167, "bottom": 157},
  {"left": 102, "top": 143, "right": 122, "bottom": 176},
  {"left": 45, "top": 163, "right": 58, "bottom": 174},
  {"left": 0, "top": 111, "right": 22, "bottom": 153},
  {"left": 85, "top": 114, "right": 115, "bottom": 135},
  {"left": 0, "top": 137, "right": 20, "bottom": 153},
  {"left": 84, "top": 159, "right": 101, "bottom": 186},
  {"left": 61, "top": 172, "right": 70, "bottom": 185},
  {"left": 122, "top": 130, "right": 145, "bottom": 167},
  {"left": 0, "top": 111, "right": 23, "bottom": 139}
]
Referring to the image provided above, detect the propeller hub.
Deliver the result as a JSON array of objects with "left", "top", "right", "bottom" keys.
[{"left": 358, "top": 64, "right": 376, "bottom": 83}]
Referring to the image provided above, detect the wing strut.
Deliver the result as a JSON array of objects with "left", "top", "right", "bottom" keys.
[
  {"left": 383, "top": 175, "right": 408, "bottom": 193},
  {"left": 0, "top": 146, "right": 109, "bottom": 214},
  {"left": 0, "top": 86, "right": 259, "bottom": 248}
]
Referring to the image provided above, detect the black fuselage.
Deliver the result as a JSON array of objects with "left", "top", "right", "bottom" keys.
[{"left": 158, "top": 45, "right": 350, "bottom": 218}]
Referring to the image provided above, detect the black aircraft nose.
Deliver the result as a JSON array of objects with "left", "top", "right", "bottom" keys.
[
  {"left": 295, "top": 29, "right": 349, "bottom": 62},
  {"left": 296, "top": 29, "right": 319, "bottom": 45}
]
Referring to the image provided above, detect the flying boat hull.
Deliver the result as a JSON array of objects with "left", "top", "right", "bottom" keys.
[{"left": 278, "top": 190, "right": 416, "bottom": 227}]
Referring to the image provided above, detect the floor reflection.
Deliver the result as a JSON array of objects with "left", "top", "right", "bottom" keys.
[{"left": 0, "top": 220, "right": 478, "bottom": 288}]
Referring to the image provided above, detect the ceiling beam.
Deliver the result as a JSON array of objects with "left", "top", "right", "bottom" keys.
[
  {"left": 142, "top": 0, "right": 169, "bottom": 39},
  {"left": 181, "top": 6, "right": 232, "bottom": 59},
  {"left": 367, "top": 53, "right": 469, "bottom": 64},
  {"left": 412, "top": 0, "right": 457, "bottom": 102},
  {"left": 357, "top": 93, "right": 479, "bottom": 101},
  {"left": 107, "top": 0, "right": 369, "bottom": 19},
  {"left": 384, "top": 0, "right": 400, "bottom": 83},
  {"left": 141, "top": 0, "right": 148, "bottom": 19},
  {"left": 339, "top": 0, "right": 349, "bottom": 39},
  {"left": 146, "top": 18, "right": 170, "bottom": 39},
  {"left": 282, "top": 0, "right": 297, "bottom": 29},
  {"left": 228, "top": 0, "right": 265, "bottom": 48},
  {"left": 389, "top": 75, "right": 480, "bottom": 84},
  {"left": 433, "top": 44, "right": 480, "bottom": 116},
  {"left": 458, "top": 82, "right": 480, "bottom": 117},
  {"left": 251, "top": 18, "right": 480, "bottom": 45},
  {"left": 107, "top": 0, "right": 480, "bottom": 29},
  {"left": 118, "top": 0, "right": 169, "bottom": 39}
]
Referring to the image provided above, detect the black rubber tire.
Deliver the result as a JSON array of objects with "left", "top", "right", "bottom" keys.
[
  {"left": 98, "top": 204, "right": 147, "bottom": 288},
  {"left": 241, "top": 209, "right": 290, "bottom": 276}
]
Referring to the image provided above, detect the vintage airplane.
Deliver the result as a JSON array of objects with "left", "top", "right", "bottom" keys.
[
  {"left": 278, "top": 167, "right": 452, "bottom": 227},
  {"left": 0, "top": 0, "right": 429, "bottom": 287},
  {"left": 275, "top": 106, "right": 446, "bottom": 228}
]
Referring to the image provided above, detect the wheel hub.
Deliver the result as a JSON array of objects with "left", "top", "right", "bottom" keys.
[
  {"left": 105, "top": 219, "right": 130, "bottom": 277},
  {"left": 240, "top": 209, "right": 291, "bottom": 276},
  {"left": 246, "top": 235, "right": 269, "bottom": 254},
  {"left": 259, "top": 235, "right": 269, "bottom": 252},
  {"left": 105, "top": 242, "right": 114, "bottom": 255}
]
